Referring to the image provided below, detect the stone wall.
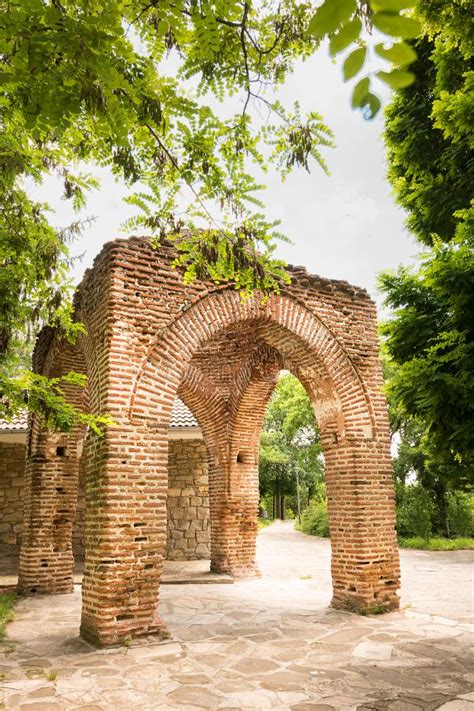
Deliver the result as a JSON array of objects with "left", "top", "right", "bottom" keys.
[
  {"left": 166, "top": 439, "right": 210, "bottom": 560},
  {"left": 0, "top": 442, "right": 25, "bottom": 557}
]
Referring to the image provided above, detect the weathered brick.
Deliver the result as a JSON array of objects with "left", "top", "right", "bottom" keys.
[{"left": 17, "top": 236, "right": 400, "bottom": 647}]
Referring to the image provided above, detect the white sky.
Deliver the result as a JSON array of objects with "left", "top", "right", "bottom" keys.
[{"left": 33, "top": 44, "right": 418, "bottom": 310}]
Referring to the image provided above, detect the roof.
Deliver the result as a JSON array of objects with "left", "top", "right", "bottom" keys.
[
  {"left": 0, "top": 412, "right": 27, "bottom": 432},
  {"left": 0, "top": 398, "right": 198, "bottom": 432},
  {"left": 170, "top": 398, "right": 198, "bottom": 428}
]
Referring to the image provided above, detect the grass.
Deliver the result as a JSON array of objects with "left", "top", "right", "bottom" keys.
[
  {"left": 0, "top": 593, "right": 16, "bottom": 641},
  {"left": 398, "top": 536, "right": 474, "bottom": 551},
  {"left": 258, "top": 518, "right": 274, "bottom": 529}
]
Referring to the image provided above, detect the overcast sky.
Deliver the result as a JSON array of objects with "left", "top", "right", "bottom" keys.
[{"left": 33, "top": 44, "right": 418, "bottom": 310}]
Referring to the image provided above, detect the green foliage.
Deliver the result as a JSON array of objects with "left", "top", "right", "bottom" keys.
[
  {"left": 258, "top": 518, "right": 274, "bottom": 529},
  {"left": 308, "top": 0, "right": 426, "bottom": 119},
  {"left": 380, "top": 241, "right": 474, "bottom": 472},
  {"left": 385, "top": 352, "right": 471, "bottom": 538},
  {"left": 259, "top": 374, "right": 324, "bottom": 514},
  {"left": 381, "top": 3, "right": 474, "bottom": 485},
  {"left": 343, "top": 47, "right": 367, "bottom": 81},
  {"left": 377, "top": 69, "right": 415, "bottom": 88},
  {"left": 0, "top": 370, "right": 113, "bottom": 435},
  {"left": 297, "top": 499, "right": 330, "bottom": 538},
  {"left": 398, "top": 536, "right": 474, "bottom": 551},
  {"left": 0, "top": 593, "right": 15, "bottom": 641},
  {"left": 384, "top": 39, "right": 473, "bottom": 247},
  {"left": 375, "top": 40, "right": 417, "bottom": 65},
  {"left": 297, "top": 490, "right": 474, "bottom": 545},
  {"left": 396, "top": 484, "right": 433, "bottom": 538},
  {"left": 329, "top": 18, "right": 362, "bottom": 56},
  {"left": 447, "top": 492, "right": 474, "bottom": 537},
  {"left": 308, "top": 0, "right": 357, "bottom": 38},
  {"left": 372, "top": 12, "right": 420, "bottom": 38}
]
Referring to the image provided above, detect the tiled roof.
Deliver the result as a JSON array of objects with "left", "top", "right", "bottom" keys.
[
  {"left": 170, "top": 399, "right": 198, "bottom": 428},
  {"left": 0, "top": 399, "right": 199, "bottom": 432},
  {"left": 0, "top": 412, "right": 27, "bottom": 431}
]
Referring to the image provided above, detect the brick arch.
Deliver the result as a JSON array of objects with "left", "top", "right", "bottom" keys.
[
  {"left": 177, "top": 346, "right": 284, "bottom": 576},
  {"left": 20, "top": 239, "right": 400, "bottom": 647},
  {"left": 129, "top": 290, "right": 375, "bottom": 442},
  {"left": 177, "top": 364, "right": 228, "bottom": 462},
  {"left": 226, "top": 346, "right": 283, "bottom": 468}
]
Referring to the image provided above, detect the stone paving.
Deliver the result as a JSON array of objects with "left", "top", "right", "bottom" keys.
[{"left": 1, "top": 522, "right": 473, "bottom": 710}]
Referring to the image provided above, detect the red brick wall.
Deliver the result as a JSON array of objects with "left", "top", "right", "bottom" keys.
[
  {"left": 19, "top": 237, "right": 400, "bottom": 646},
  {"left": 73, "top": 437, "right": 210, "bottom": 561}
]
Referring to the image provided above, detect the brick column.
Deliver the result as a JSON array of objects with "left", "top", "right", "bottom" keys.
[
  {"left": 324, "top": 436, "right": 400, "bottom": 613},
  {"left": 208, "top": 444, "right": 260, "bottom": 579},
  {"left": 80, "top": 425, "right": 168, "bottom": 646},
  {"left": 18, "top": 423, "right": 83, "bottom": 595}
]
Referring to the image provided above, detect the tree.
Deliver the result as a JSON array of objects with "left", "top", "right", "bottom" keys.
[
  {"left": 259, "top": 374, "right": 324, "bottom": 519},
  {"left": 0, "top": 0, "right": 425, "bottom": 428},
  {"left": 380, "top": 1, "right": 473, "bottom": 510},
  {"left": 384, "top": 39, "right": 472, "bottom": 246}
]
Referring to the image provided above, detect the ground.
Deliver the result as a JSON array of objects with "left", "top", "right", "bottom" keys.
[{"left": 1, "top": 522, "right": 473, "bottom": 710}]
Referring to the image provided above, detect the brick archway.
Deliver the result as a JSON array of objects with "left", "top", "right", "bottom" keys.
[
  {"left": 19, "top": 238, "right": 400, "bottom": 647},
  {"left": 129, "top": 290, "right": 375, "bottom": 439}
]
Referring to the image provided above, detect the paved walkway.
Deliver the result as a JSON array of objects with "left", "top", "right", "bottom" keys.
[{"left": 1, "top": 522, "right": 473, "bottom": 710}]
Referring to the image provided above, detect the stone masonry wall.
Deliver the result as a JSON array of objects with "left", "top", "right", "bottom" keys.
[
  {"left": 0, "top": 442, "right": 25, "bottom": 557},
  {"left": 166, "top": 439, "right": 210, "bottom": 560}
]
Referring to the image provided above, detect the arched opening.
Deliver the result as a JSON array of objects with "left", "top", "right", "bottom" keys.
[{"left": 258, "top": 371, "right": 325, "bottom": 527}]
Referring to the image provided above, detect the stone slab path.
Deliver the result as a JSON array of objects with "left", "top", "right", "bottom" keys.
[
  {"left": 0, "top": 560, "right": 233, "bottom": 590},
  {"left": 1, "top": 521, "right": 473, "bottom": 710}
]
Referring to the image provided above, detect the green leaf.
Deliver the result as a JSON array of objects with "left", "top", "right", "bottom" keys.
[
  {"left": 308, "top": 0, "right": 357, "bottom": 38},
  {"left": 329, "top": 17, "right": 362, "bottom": 55},
  {"left": 372, "top": 12, "right": 422, "bottom": 38},
  {"left": 377, "top": 69, "right": 416, "bottom": 88},
  {"left": 371, "top": 0, "right": 417, "bottom": 10},
  {"left": 351, "top": 77, "right": 370, "bottom": 107},
  {"left": 343, "top": 46, "right": 367, "bottom": 81},
  {"left": 351, "top": 79, "right": 382, "bottom": 119},
  {"left": 375, "top": 41, "right": 417, "bottom": 66},
  {"left": 364, "top": 92, "right": 382, "bottom": 119}
]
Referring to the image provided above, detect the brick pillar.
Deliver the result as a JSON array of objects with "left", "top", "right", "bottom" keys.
[
  {"left": 80, "top": 425, "right": 168, "bottom": 647},
  {"left": 18, "top": 423, "right": 83, "bottom": 595},
  {"left": 324, "top": 436, "right": 400, "bottom": 613},
  {"left": 208, "top": 443, "right": 260, "bottom": 579}
]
